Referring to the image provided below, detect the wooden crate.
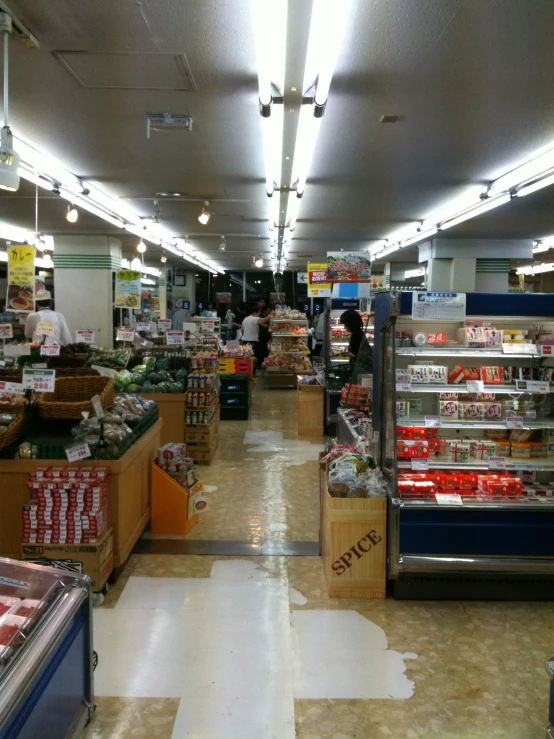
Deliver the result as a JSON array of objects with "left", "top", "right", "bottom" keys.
[
  {"left": 297, "top": 384, "right": 324, "bottom": 436},
  {"left": 185, "top": 408, "right": 220, "bottom": 443},
  {"left": 151, "top": 461, "right": 198, "bottom": 535},
  {"left": 266, "top": 371, "right": 297, "bottom": 388},
  {"left": 320, "top": 464, "right": 386, "bottom": 599},
  {"left": 141, "top": 393, "right": 186, "bottom": 444},
  {"left": 190, "top": 436, "right": 220, "bottom": 464}
]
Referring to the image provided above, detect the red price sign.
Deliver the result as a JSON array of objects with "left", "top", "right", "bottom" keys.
[{"left": 309, "top": 270, "right": 328, "bottom": 284}]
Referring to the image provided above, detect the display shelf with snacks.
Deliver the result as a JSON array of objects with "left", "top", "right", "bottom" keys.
[
  {"left": 374, "top": 290, "right": 554, "bottom": 599},
  {"left": 266, "top": 311, "right": 311, "bottom": 387}
]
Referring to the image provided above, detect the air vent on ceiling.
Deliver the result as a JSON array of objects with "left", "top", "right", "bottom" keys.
[
  {"left": 380, "top": 115, "right": 400, "bottom": 123},
  {"left": 146, "top": 114, "right": 193, "bottom": 138}
]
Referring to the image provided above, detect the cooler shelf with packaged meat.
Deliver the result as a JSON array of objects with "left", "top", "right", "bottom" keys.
[{"left": 374, "top": 290, "right": 554, "bottom": 600}]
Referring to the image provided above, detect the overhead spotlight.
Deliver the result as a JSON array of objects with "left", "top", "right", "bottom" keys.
[
  {"left": 198, "top": 201, "right": 211, "bottom": 225},
  {"left": 160, "top": 254, "right": 167, "bottom": 263},
  {"left": 0, "top": 126, "right": 20, "bottom": 192},
  {"left": 66, "top": 205, "right": 79, "bottom": 223},
  {"left": 152, "top": 199, "right": 162, "bottom": 224},
  {"left": 254, "top": 255, "right": 264, "bottom": 268},
  {"left": 219, "top": 235, "right": 226, "bottom": 251},
  {"left": 137, "top": 239, "right": 147, "bottom": 254}
]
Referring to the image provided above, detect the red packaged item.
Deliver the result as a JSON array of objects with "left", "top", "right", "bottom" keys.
[
  {"left": 28, "top": 467, "right": 51, "bottom": 481},
  {"left": 0, "top": 623, "right": 20, "bottom": 646},
  {"left": 480, "top": 366, "right": 503, "bottom": 385},
  {"left": 427, "top": 332, "right": 446, "bottom": 345},
  {"left": 463, "top": 367, "right": 480, "bottom": 381},
  {"left": 396, "top": 440, "right": 430, "bottom": 459},
  {"left": 448, "top": 365, "right": 465, "bottom": 385}
]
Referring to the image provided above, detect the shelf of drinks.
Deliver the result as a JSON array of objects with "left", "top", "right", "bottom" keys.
[
  {"left": 397, "top": 457, "right": 554, "bottom": 471},
  {"left": 396, "top": 384, "right": 554, "bottom": 394},
  {"left": 397, "top": 417, "right": 554, "bottom": 430},
  {"left": 396, "top": 347, "right": 548, "bottom": 359}
]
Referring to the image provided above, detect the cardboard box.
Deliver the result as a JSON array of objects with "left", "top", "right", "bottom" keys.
[{"left": 20, "top": 528, "right": 113, "bottom": 591}]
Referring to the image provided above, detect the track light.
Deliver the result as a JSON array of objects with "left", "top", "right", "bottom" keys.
[
  {"left": 137, "top": 240, "right": 146, "bottom": 254},
  {"left": 152, "top": 199, "right": 161, "bottom": 224},
  {"left": 160, "top": 255, "right": 167, "bottom": 263},
  {"left": 0, "top": 126, "right": 19, "bottom": 191},
  {"left": 254, "top": 256, "right": 264, "bottom": 268},
  {"left": 198, "top": 201, "right": 211, "bottom": 225},
  {"left": 219, "top": 236, "right": 226, "bottom": 251},
  {"left": 66, "top": 205, "right": 79, "bottom": 223}
]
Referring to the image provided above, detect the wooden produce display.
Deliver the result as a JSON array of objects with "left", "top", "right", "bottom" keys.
[
  {"left": 151, "top": 461, "right": 199, "bottom": 535},
  {"left": 297, "top": 383, "right": 324, "bottom": 436},
  {"left": 320, "top": 462, "right": 386, "bottom": 599},
  {"left": 185, "top": 408, "right": 220, "bottom": 464},
  {"left": 141, "top": 393, "right": 187, "bottom": 445},
  {"left": 0, "top": 419, "right": 162, "bottom": 573}
]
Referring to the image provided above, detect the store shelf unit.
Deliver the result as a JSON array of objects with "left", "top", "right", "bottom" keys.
[
  {"left": 374, "top": 290, "right": 554, "bottom": 600},
  {"left": 266, "top": 315, "right": 311, "bottom": 386}
]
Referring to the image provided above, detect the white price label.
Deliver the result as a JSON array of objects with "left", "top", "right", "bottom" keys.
[
  {"left": 31, "top": 363, "right": 47, "bottom": 369},
  {"left": 91, "top": 365, "right": 117, "bottom": 379},
  {"left": 116, "top": 328, "right": 135, "bottom": 342},
  {"left": 0, "top": 324, "right": 13, "bottom": 339},
  {"left": 525, "top": 409, "right": 537, "bottom": 419},
  {"left": 539, "top": 345, "right": 554, "bottom": 356},
  {"left": 22, "top": 369, "right": 56, "bottom": 393},
  {"left": 37, "top": 322, "right": 54, "bottom": 337},
  {"left": 488, "top": 456, "right": 506, "bottom": 470},
  {"left": 502, "top": 343, "right": 537, "bottom": 355},
  {"left": 40, "top": 344, "right": 60, "bottom": 357},
  {"left": 91, "top": 394, "right": 104, "bottom": 419},
  {"left": 466, "top": 380, "right": 484, "bottom": 393},
  {"left": 396, "top": 382, "right": 412, "bottom": 392},
  {"left": 515, "top": 380, "right": 549, "bottom": 394},
  {"left": 435, "top": 493, "right": 463, "bottom": 506},
  {"left": 506, "top": 416, "right": 523, "bottom": 429},
  {"left": 65, "top": 443, "right": 91, "bottom": 463},
  {"left": 158, "top": 319, "right": 171, "bottom": 332},
  {"left": 76, "top": 330, "right": 95, "bottom": 344},
  {"left": 201, "top": 318, "right": 215, "bottom": 332},
  {"left": 411, "top": 458, "right": 429, "bottom": 471},
  {"left": 136, "top": 323, "right": 150, "bottom": 332},
  {"left": 425, "top": 415, "right": 441, "bottom": 428},
  {"left": 0, "top": 380, "right": 24, "bottom": 394},
  {"left": 166, "top": 331, "right": 184, "bottom": 346},
  {"left": 4, "top": 344, "right": 30, "bottom": 357}
]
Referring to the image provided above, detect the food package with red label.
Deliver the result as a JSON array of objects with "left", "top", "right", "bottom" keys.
[
  {"left": 459, "top": 402, "right": 484, "bottom": 420},
  {"left": 397, "top": 440, "right": 429, "bottom": 459},
  {"left": 482, "top": 402, "right": 503, "bottom": 421},
  {"left": 427, "top": 332, "right": 446, "bottom": 345},
  {"left": 462, "top": 367, "right": 480, "bottom": 381},
  {"left": 427, "top": 438, "right": 441, "bottom": 454},
  {"left": 397, "top": 476, "right": 436, "bottom": 497},
  {"left": 447, "top": 365, "right": 466, "bottom": 385},
  {"left": 480, "top": 366, "right": 503, "bottom": 385},
  {"left": 469, "top": 440, "right": 496, "bottom": 460},
  {"left": 440, "top": 400, "right": 459, "bottom": 419},
  {"left": 484, "top": 328, "right": 503, "bottom": 346},
  {"left": 397, "top": 427, "right": 427, "bottom": 440},
  {"left": 28, "top": 467, "right": 51, "bottom": 481},
  {"left": 457, "top": 326, "right": 487, "bottom": 346},
  {"left": 476, "top": 392, "right": 496, "bottom": 401}
]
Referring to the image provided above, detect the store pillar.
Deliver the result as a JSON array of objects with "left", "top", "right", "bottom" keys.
[
  {"left": 419, "top": 239, "right": 533, "bottom": 292},
  {"left": 53, "top": 236, "right": 121, "bottom": 348}
]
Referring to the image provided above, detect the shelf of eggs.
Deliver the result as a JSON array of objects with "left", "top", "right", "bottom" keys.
[
  {"left": 329, "top": 310, "right": 374, "bottom": 363},
  {"left": 393, "top": 320, "right": 554, "bottom": 506}
]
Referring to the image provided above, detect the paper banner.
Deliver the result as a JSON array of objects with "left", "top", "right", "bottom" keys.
[
  {"left": 307, "top": 263, "right": 331, "bottom": 297},
  {"left": 7, "top": 245, "right": 35, "bottom": 312},
  {"left": 327, "top": 252, "right": 372, "bottom": 283},
  {"left": 115, "top": 270, "right": 141, "bottom": 309}
]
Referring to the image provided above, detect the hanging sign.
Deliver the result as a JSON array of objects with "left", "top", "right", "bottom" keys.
[
  {"left": 307, "top": 263, "right": 331, "bottom": 297},
  {"left": 0, "top": 324, "right": 13, "bottom": 339},
  {"left": 115, "top": 270, "right": 141, "bottom": 309},
  {"left": 327, "top": 252, "right": 372, "bottom": 283},
  {"left": 23, "top": 368, "right": 56, "bottom": 392},
  {"left": 7, "top": 245, "right": 35, "bottom": 313},
  {"left": 215, "top": 292, "right": 232, "bottom": 304},
  {"left": 76, "top": 330, "right": 95, "bottom": 344},
  {"left": 412, "top": 292, "right": 467, "bottom": 322},
  {"left": 201, "top": 318, "right": 215, "bottom": 332},
  {"left": 40, "top": 344, "right": 60, "bottom": 357},
  {"left": 135, "top": 323, "right": 150, "bottom": 332},
  {"left": 166, "top": 331, "right": 185, "bottom": 346},
  {"left": 116, "top": 328, "right": 135, "bottom": 342},
  {"left": 158, "top": 319, "right": 171, "bottom": 332},
  {"left": 37, "top": 323, "right": 54, "bottom": 337}
]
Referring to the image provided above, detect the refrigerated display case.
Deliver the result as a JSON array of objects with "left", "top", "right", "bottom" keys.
[
  {"left": 0, "top": 558, "right": 93, "bottom": 738},
  {"left": 374, "top": 290, "right": 554, "bottom": 599}
]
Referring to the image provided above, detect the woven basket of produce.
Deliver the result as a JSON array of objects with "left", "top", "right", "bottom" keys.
[
  {"left": 0, "top": 407, "right": 24, "bottom": 450},
  {"left": 0, "top": 368, "right": 23, "bottom": 383},
  {"left": 53, "top": 367, "right": 100, "bottom": 379},
  {"left": 37, "top": 376, "right": 115, "bottom": 419}
]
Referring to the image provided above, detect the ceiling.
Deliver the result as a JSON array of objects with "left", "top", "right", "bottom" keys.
[{"left": 0, "top": 0, "right": 553, "bottom": 273}]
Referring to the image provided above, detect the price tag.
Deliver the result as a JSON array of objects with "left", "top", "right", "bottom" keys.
[
  {"left": 515, "top": 380, "right": 549, "bottom": 394},
  {"left": 506, "top": 416, "right": 523, "bottom": 429},
  {"left": 488, "top": 456, "right": 506, "bottom": 470},
  {"left": 136, "top": 322, "right": 150, "bottom": 332},
  {"left": 40, "top": 344, "right": 60, "bottom": 357},
  {"left": 411, "top": 458, "right": 429, "bottom": 471},
  {"left": 0, "top": 380, "right": 24, "bottom": 394},
  {"left": 23, "top": 369, "right": 56, "bottom": 393},
  {"left": 4, "top": 344, "right": 31, "bottom": 357},
  {"left": 525, "top": 409, "right": 537, "bottom": 419},
  {"left": 158, "top": 319, "right": 171, "bottom": 332},
  {"left": 91, "top": 365, "right": 117, "bottom": 379},
  {"left": 76, "top": 330, "right": 95, "bottom": 344},
  {"left": 425, "top": 415, "right": 441, "bottom": 428},
  {"left": 201, "top": 318, "right": 215, "bottom": 332},
  {"left": 37, "top": 323, "right": 54, "bottom": 337},
  {"left": 539, "top": 345, "right": 553, "bottom": 356},
  {"left": 435, "top": 493, "right": 463, "bottom": 506},
  {"left": 116, "top": 328, "right": 135, "bottom": 342},
  {"left": 396, "top": 382, "right": 412, "bottom": 392},
  {"left": 65, "top": 443, "right": 91, "bottom": 463},
  {"left": 31, "top": 363, "right": 48, "bottom": 369},
  {"left": 466, "top": 380, "right": 484, "bottom": 393},
  {"left": 166, "top": 331, "right": 184, "bottom": 346},
  {"left": 0, "top": 324, "right": 13, "bottom": 339},
  {"left": 91, "top": 394, "right": 104, "bottom": 419}
]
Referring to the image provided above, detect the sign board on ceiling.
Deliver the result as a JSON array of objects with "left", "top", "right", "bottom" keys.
[
  {"left": 327, "top": 252, "right": 372, "bottom": 283},
  {"left": 307, "top": 263, "right": 331, "bottom": 298}
]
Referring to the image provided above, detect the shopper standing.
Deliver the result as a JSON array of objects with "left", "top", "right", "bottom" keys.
[
  {"left": 25, "top": 290, "right": 72, "bottom": 346},
  {"left": 340, "top": 309, "right": 369, "bottom": 367},
  {"left": 311, "top": 310, "right": 325, "bottom": 357},
  {"left": 241, "top": 303, "right": 270, "bottom": 374}
]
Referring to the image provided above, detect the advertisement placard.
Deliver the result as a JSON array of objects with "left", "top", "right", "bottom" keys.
[
  {"left": 307, "top": 263, "right": 331, "bottom": 297},
  {"left": 327, "top": 252, "right": 372, "bottom": 283},
  {"left": 7, "top": 245, "right": 35, "bottom": 312},
  {"left": 115, "top": 271, "right": 141, "bottom": 309}
]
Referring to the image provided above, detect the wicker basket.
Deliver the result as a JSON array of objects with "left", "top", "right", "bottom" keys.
[
  {"left": 37, "top": 376, "right": 115, "bottom": 419},
  {"left": 0, "top": 407, "right": 24, "bottom": 450}
]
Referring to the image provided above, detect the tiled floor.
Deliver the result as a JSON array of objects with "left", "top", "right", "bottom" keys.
[{"left": 83, "top": 379, "right": 554, "bottom": 738}]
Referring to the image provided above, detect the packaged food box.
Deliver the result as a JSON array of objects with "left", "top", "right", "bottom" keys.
[
  {"left": 440, "top": 400, "right": 459, "bottom": 419},
  {"left": 459, "top": 402, "right": 483, "bottom": 420},
  {"left": 530, "top": 441, "right": 547, "bottom": 458},
  {"left": 397, "top": 440, "right": 430, "bottom": 459},
  {"left": 494, "top": 440, "right": 511, "bottom": 456},
  {"left": 470, "top": 440, "right": 496, "bottom": 460},
  {"left": 397, "top": 427, "right": 427, "bottom": 440},
  {"left": 480, "top": 366, "right": 503, "bottom": 385},
  {"left": 453, "top": 442, "right": 470, "bottom": 463},
  {"left": 396, "top": 401, "right": 409, "bottom": 417},
  {"left": 484, "top": 328, "right": 503, "bottom": 346},
  {"left": 427, "top": 332, "right": 446, "bottom": 345},
  {"left": 427, "top": 366, "right": 447, "bottom": 384},
  {"left": 517, "top": 367, "right": 536, "bottom": 381},
  {"left": 458, "top": 326, "right": 486, "bottom": 346},
  {"left": 28, "top": 467, "right": 51, "bottom": 481},
  {"left": 412, "top": 332, "right": 427, "bottom": 346},
  {"left": 410, "top": 398, "right": 422, "bottom": 414},
  {"left": 448, "top": 365, "right": 465, "bottom": 385},
  {"left": 463, "top": 367, "right": 480, "bottom": 381},
  {"left": 441, "top": 392, "right": 460, "bottom": 400},
  {"left": 482, "top": 402, "right": 503, "bottom": 421},
  {"left": 511, "top": 442, "right": 531, "bottom": 459},
  {"left": 408, "top": 365, "right": 428, "bottom": 384},
  {"left": 476, "top": 392, "right": 496, "bottom": 401}
]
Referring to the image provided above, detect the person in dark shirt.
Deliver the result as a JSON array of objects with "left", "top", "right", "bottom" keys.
[{"left": 340, "top": 309, "right": 364, "bottom": 358}]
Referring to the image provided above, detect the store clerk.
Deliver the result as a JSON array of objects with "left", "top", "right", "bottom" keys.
[
  {"left": 25, "top": 290, "right": 73, "bottom": 346},
  {"left": 240, "top": 302, "right": 270, "bottom": 374}
]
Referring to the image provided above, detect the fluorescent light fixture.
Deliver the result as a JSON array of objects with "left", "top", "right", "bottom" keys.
[
  {"left": 66, "top": 206, "right": 78, "bottom": 223},
  {"left": 0, "top": 127, "right": 20, "bottom": 191},
  {"left": 400, "top": 226, "right": 438, "bottom": 248},
  {"left": 285, "top": 193, "right": 301, "bottom": 231},
  {"left": 421, "top": 186, "right": 486, "bottom": 229},
  {"left": 368, "top": 241, "right": 387, "bottom": 255},
  {"left": 303, "top": 0, "right": 351, "bottom": 108},
  {"left": 515, "top": 171, "right": 554, "bottom": 198},
  {"left": 533, "top": 235, "right": 554, "bottom": 253},
  {"left": 268, "top": 192, "right": 280, "bottom": 230},
  {"left": 488, "top": 145, "right": 554, "bottom": 196},
  {"left": 251, "top": 0, "right": 287, "bottom": 107},
  {"left": 533, "top": 243, "right": 551, "bottom": 254},
  {"left": 198, "top": 201, "right": 211, "bottom": 225},
  {"left": 439, "top": 194, "right": 511, "bottom": 230},
  {"left": 0, "top": 219, "right": 31, "bottom": 242},
  {"left": 17, "top": 168, "right": 55, "bottom": 192},
  {"left": 405, "top": 267, "right": 425, "bottom": 279},
  {"left": 141, "top": 277, "right": 155, "bottom": 285},
  {"left": 35, "top": 254, "right": 53, "bottom": 268},
  {"left": 260, "top": 106, "right": 284, "bottom": 194},
  {"left": 517, "top": 262, "right": 554, "bottom": 276},
  {"left": 290, "top": 106, "right": 321, "bottom": 195}
]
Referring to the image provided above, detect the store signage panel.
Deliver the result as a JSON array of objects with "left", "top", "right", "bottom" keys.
[
  {"left": 0, "top": 324, "right": 13, "bottom": 339},
  {"left": 166, "top": 331, "right": 184, "bottom": 346},
  {"left": 200, "top": 318, "right": 215, "bottom": 332},
  {"left": 411, "top": 459, "right": 429, "bottom": 471},
  {"left": 116, "top": 328, "right": 135, "bottom": 342},
  {"left": 92, "top": 394, "right": 104, "bottom": 419},
  {"left": 488, "top": 456, "right": 506, "bottom": 470},
  {"left": 515, "top": 380, "right": 549, "bottom": 393},
  {"left": 115, "top": 270, "right": 141, "bottom": 309},
  {"left": 92, "top": 365, "right": 117, "bottom": 379},
  {"left": 0, "top": 380, "right": 24, "bottom": 394},
  {"left": 158, "top": 319, "right": 171, "bottom": 332},
  {"left": 506, "top": 416, "right": 523, "bottom": 429},
  {"left": 539, "top": 345, "right": 553, "bottom": 356},
  {"left": 4, "top": 344, "right": 31, "bottom": 358},
  {"left": 307, "top": 263, "right": 331, "bottom": 297},
  {"left": 412, "top": 292, "right": 466, "bottom": 322},
  {"left": 23, "top": 369, "right": 56, "bottom": 393},
  {"left": 425, "top": 415, "right": 441, "bottom": 428},
  {"left": 6, "top": 245, "right": 35, "bottom": 313},
  {"left": 40, "top": 344, "right": 60, "bottom": 357},
  {"left": 503, "top": 343, "right": 537, "bottom": 355},
  {"left": 297, "top": 272, "right": 308, "bottom": 284},
  {"left": 76, "top": 330, "right": 94, "bottom": 344},
  {"left": 466, "top": 380, "right": 484, "bottom": 393},
  {"left": 65, "top": 443, "right": 91, "bottom": 463},
  {"left": 327, "top": 252, "right": 371, "bottom": 283},
  {"left": 135, "top": 323, "right": 150, "bottom": 332},
  {"left": 37, "top": 323, "right": 54, "bottom": 337}
]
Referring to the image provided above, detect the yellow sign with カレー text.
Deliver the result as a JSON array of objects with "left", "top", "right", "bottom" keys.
[
  {"left": 307, "top": 263, "right": 331, "bottom": 298},
  {"left": 7, "top": 245, "right": 35, "bottom": 313}
]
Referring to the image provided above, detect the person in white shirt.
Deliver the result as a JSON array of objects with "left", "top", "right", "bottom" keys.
[
  {"left": 24, "top": 290, "right": 73, "bottom": 346},
  {"left": 241, "top": 303, "right": 270, "bottom": 374}
]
